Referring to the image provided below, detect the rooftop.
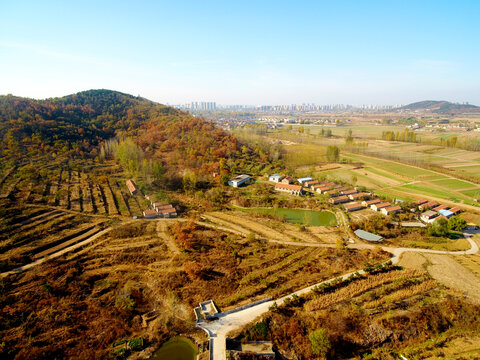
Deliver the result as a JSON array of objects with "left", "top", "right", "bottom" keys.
[
  {"left": 231, "top": 174, "right": 250, "bottom": 181},
  {"left": 384, "top": 205, "right": 401, "bottom": 212},
  {"left": 275, "top": 183, "right": 302, "bottom": 191},
  {"left": 354, "top": 229, "right": 383, "bottom": 242}
]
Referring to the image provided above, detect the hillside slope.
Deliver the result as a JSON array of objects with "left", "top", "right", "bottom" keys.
[{"left": 0, "top": 89, "right": 244, "bottom": 175}]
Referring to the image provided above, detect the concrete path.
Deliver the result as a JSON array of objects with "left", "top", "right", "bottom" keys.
[{"left": 197, "top": 232, "right": 479, "bottom": 360}]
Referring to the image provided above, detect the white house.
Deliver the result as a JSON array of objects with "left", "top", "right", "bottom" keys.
[
  {"left": 421, "top": 210, "right": 438, "bottom": 223},
  {"left": 268, "top": 174, "right": 283, "bottom": 183},
  {"left": 228, "top": 174, "right": 251, "bottom": 187}
]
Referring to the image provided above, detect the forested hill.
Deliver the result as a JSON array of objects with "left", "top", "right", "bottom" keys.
[
  {"left": 0, "top": 89, "right": 244, "bottom": 170},
  {"left": 0, "top": 89, "right": 179, "bottom": 156}
]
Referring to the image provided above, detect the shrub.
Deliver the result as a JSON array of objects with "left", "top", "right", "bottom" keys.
[
  {"left": 428, "top": 218, "right": 449, "bottom": 237},
  {"left": 128, "top": 337, "right": 143, "bottom": 350},
  {"left": 309, "top": 328, "right": 330, "bottom": 357},
  {"left": 448, "top": 216, "right": 467, "bottom": 231}
]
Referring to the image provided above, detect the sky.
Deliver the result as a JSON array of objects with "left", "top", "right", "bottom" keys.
[{"left": 0, "top": 0, "right": 479, "bottom": 105}]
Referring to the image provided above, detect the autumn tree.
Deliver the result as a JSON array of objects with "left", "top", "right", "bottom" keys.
[{"left": 326, "top": 145, "right": 340, "bottom": 162}]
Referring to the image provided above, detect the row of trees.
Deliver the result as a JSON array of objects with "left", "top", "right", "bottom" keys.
[{"left": 381, "top": 129, "right": 417, "bottom": 142}]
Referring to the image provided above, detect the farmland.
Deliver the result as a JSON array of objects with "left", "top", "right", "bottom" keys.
[
  {"left": 0, "top": 219, "right": 389, "bottom": 359},
  {"left": 272, "top": 139, "right": 480, "bottom": 209},
  {"left": 0, "top": 160, "right": 147, "bottom": 219},
  {"left": 231, "top": 265, "right": 480, "bottom": 359}
]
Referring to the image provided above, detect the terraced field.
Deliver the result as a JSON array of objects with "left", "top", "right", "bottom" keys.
[
  {"left": 0, "top": 202, "right": 109, "bottom": 272},
  {"left": 0, "top": 161, "right": 145, "bottom": 218},
  {"left": 203, "top": 210, "right": 343, "bottom": 244}
]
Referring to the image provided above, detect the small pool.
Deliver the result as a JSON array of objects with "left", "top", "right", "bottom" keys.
[
  {"left": 241, "top": 207, "right": 337, "bottom": 226},
  {"left": 150, "top": 337, "right": 197, "bottom": 360}
]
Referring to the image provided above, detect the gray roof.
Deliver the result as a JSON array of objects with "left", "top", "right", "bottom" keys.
[
  {"left": 231, "top": 174, "right": 250, "bottom": 182},
  {"left": 354, "top": 229, "right": 384, "bottom": 242}
]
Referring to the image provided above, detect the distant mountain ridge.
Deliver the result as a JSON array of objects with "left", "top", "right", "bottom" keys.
[{"left": 399, "top": 100, "right": 480, "bottom": 114}]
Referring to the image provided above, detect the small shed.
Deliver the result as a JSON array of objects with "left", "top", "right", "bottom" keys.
[
  {"left": 297, "top": 177, "right": 313, "bottom": 184},
  {"left": 421, "top": 210, "right": 438, "bottom": 223},
  {"left": 345, "top": 203, "right": 365, "bottom": 212},
  {"left": 354, "top": 229, "right": 384, "bottom": 242},
  {"left": 268, "top": 174, "right": 283, "bottom": 183}
]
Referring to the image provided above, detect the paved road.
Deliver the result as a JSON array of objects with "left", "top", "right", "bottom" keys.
[{"left": 198, "top": 232, "right": 479, "bottom": 360}]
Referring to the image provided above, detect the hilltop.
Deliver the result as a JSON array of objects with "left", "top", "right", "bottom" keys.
[
  {"left": 399, "top": 100, "right": 480, "bottom": 114},
  {"left": 0, "top": 89, "right": 257, "bottom": 177},
  {"left": 0, "top": 89, "right": 178, "bottom": 156}
]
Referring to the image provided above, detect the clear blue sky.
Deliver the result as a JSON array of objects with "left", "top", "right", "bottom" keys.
[{"left": 1, "top": 0, "right": 479, "bottom": 105}]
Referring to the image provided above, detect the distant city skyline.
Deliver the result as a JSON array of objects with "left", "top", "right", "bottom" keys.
[{"left": 1, "top": 1, "right": 479, "bottom": 105}]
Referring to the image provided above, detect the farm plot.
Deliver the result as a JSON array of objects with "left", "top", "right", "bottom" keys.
[
  {"left": 362, "top": 167, "right": 407, "bottom": 184},
  {"left": 461, "top": 188, "right": 480, "bottom": 198},
  {"left": 103, "top": 181, "right": 120, "bottom": 216},
  {"left": 31, "top": 223, "right": 105, "bottom": 260},
  {"left": 0, "top": 211, "right": 94, "bottom": 271},
  {"left": 206, "top": 211, "right": 300, "bottom": 243},
  {"left": 394, "top": 183, "right": 474, "bottom": 203},
  {"left": 126, "top": 194, "right": 144, "bottom": 217},
  {"left": 93, "top": 184, "right": 109, "bottom": 214},
  {"left": 422, "top": 254, "right": 480, "bottom": 303},
  {"left": 111, "top": 180, "right": 131, "bottom": 216},
  {"left": 449, "top": 165, "right": 480, "bottom": 177},
  {"left": 431, "top": 178, "right": 478, "bottom": 190},
  {"left": 320, "top": 168, "right": 386, "bottom": 189}
]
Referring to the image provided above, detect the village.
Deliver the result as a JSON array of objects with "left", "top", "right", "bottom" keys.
[{"left": 226, "top": 172, "right": 470, "bottom": 238}]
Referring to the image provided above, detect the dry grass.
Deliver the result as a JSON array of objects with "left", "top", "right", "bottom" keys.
[
  {"left": 305, "top": 269, "right": 426, "bottom": 311},
  {"left": 423, "top": 253, "right": 480, "bottom": 303}
]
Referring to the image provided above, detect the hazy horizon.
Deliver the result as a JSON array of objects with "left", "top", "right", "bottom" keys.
[{"left": 1, "top": 0, "right": 479, "bottom": 105}]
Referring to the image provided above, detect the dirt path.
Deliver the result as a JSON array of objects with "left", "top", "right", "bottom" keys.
[{"left": 156, "top": 220, "right": 180, "bottom": 254}]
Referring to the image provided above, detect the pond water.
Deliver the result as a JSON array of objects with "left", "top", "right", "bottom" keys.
[
  {"left": 243, "top": 207, "right": 337, "bottom": 226},
  {"left": 150, "top": 337, "right": 197, "bottom": 360}
]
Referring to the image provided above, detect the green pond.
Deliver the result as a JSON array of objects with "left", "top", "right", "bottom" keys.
[
  {"left": 241, "top": 207, "right": 337, "bottom": 226},
  {"left": 150, "top": 337, "right": 197, "bottom": 360}
]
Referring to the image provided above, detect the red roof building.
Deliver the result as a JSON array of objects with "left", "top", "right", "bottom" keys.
[
  {"left": 126, "top": 179, "right": 139, "bottom": 195},
  {"left": 275, "top": 183, "right": 304, "bottom": 196},
  {"left": 449, "top": 207, "right": 462, "bottom": 214},
  {"left": 433, "top": 204, "right": 449, "bottom": 212},
  {"left": 330, "top": 195, "right": 350, "bottom": 204},
  {"left": 345, "top": 203, "right": 365, "bottom": 212}
]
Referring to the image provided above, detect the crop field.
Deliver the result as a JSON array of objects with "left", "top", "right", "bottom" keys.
[
  {"left": 461, "top": 188, "right": 480, "bottom": 198},
  {"left": 451, "top": 164, "right": 480, "bottom": 176},
  {"left": 430, "top": 178, "right": 478, "bottom": 189},
  {"left": 395, "top": 183, "right": 471, "bottom": 202}
]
